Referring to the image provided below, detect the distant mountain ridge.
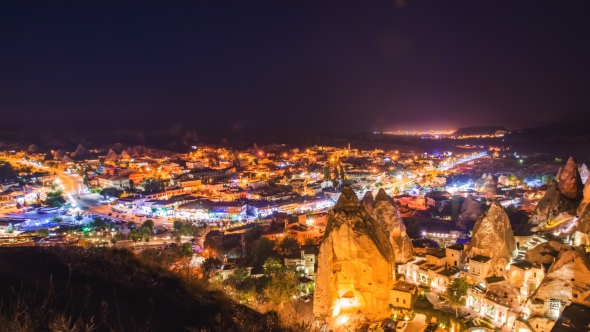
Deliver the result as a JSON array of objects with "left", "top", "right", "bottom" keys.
[{"left": 452, "top": 126, "right": 508, "bottom": 137}]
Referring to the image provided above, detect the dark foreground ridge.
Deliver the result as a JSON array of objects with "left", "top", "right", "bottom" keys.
[{"left": 0, "top": 247, "right": 284, "bottom": 332}]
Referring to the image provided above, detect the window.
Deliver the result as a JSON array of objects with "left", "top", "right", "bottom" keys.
[
  {"left": 403, "top": 299, "right": 406, "bottom": 304},
  {"left": 454, "top": 261, "right": 457, "bottom": 266},
  {"left": 534, "top": 272, "right": 537, "bottom": 278},
  {"left": 396, "top": 298, "right": 399, "bottom": 303},
  {"left": 574, "top": 294, "right": 578, "bottom": 299}
]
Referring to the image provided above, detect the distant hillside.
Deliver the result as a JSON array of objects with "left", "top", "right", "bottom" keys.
[
  {"left": 0, "top": 247, "right": 288, "bottom": 332},
  {"left": 452, "top": 126, "right": 508, "bottom": 137}
]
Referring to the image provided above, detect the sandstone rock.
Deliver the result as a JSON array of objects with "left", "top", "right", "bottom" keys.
[
  {"left": 75, "top": 144, "right": 89, "bottom": 156},
  {"left": 530, "top": 246, "right": 590, "bottom": 307},
  {"left": 361, "top": 191, "right": 374, "bottom": 215},
  {"left": 105, "top": 149, "right": 118, "bottom": 161},
  {"left": 369, "top": 189, "right": 414, "bottom": 263},
  {"left": 528, "top": 178, "right": 581, "bottom": 227},
  {"left": 314, "top": 186, "right": 396, "bottom": 325},
  {"left": 120, "top": 150, "right": 131, "bottom": 160},
  {"left": 53, "top": 149, "right": 65, "bottom": 160},
  {"left": 27, "top": 144, "right": 40, "bottom": 153},
  {"left": 524, "top": 241, "right": 570, "bottom": 265},
  {"left": 61, "top": 155, "right": 73, "bottom": 163},
  {"left": 577, "top": 177, "right": 590, "bottom": 215},
  {"left": 466, "top": 200, "right": 516, "bottom": 276},
  {"left": 558, "top": 157, "right": 583, "bottom": 200},
  {"left": 457, "top": 195, "right": 483, "bottom": 231}
]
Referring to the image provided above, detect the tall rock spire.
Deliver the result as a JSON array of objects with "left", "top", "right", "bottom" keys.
[
  {"left": 370, "top": 188, "right": 414, "bottom": 263},
  {"left": 466, "top": 200, "right": 516, "bottom": 276},
  {"left": 314, "top": 186, "right": 396, "bottom": 325},
  {"left": 558, "top": 157, "right": 583, "bottom": 200},
  {"left": 529, "top": 157, "right": 583, "bottom": 227}
]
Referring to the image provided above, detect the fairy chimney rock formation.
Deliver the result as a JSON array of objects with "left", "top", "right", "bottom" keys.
[
  {"left": 105, "top": 149, "right": 118, "bottom": 161},
  {"left": 457, "top": 195, "right": 483, "bottom": 230},
  {"left": 314, "top": 186, "right": 396, "bottom": 325},
  {"left": 558, "top": 157, "right": 583, "bottom": 200},
  {"left": 369, "top": 189, "right": 414, "bottom": 263},
  {"left": 361, "top": 191, "right": 375, "bottom": 215},
  {"left": 529, "top": 159, "right": 583, "bottom": 227},
  {"left": 466, "top": 200, "right": 516, "bottom": 276},
  {"left": 529, "top": 246, "right": 590, "bottom": 308},
  {"left": 75, "top": 144, "right": 89, "bottom": 156}
]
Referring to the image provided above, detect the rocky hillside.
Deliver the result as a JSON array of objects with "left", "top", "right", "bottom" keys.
[{"left": 0, "top": 247, "right": 286, "bottom": 332}]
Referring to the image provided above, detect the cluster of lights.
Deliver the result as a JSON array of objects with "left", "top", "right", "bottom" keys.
[{"left": 381, "top": 130, "right": 455, "bottom": 136}]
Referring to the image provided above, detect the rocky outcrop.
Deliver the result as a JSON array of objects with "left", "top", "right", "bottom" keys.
[
  {"left": 528, "top": 159, "right": 583, "bottom": 227},
  {"left": 558, "top": 157, "right": 583, "bottom": 200},
  {"left": 466, "top": 201, "right": 516, "bottom": 276},
  {"left": 361, "top": 191, "right": 374, "bottom": 215},
  {"left": 120, "top": 150, "right": 131, "bottom": 160},
  {"left": 457, "top": 196, "right": 482, "bottom": 230},
  {"left": 61, "top": 155, "right": 73, "bottom": 163},
  {"left": 27, "top": 144, "right": 40, "bottom": 153},
  {"left": 524, "top": 241, "right": 570, "bottom": 265},
  {"left": 314, "top": 186, "right": 396, "bottom": 325},
  {"left": 369, "top": 189, "right": 414, "bottom": 263},
  {"left": 573, "top": 181, "right": 590, "bottom": 245},
  {"left": 53, "top": 149, "right": 65, "bottom": 160},
  {"left": 530, "top": 246, "right": 590, "bottom": 307},
  {"left": 75, "top": 144, "right": 89, "bottom": 156},
  {"left": 105, "top": 149, "right": 118, "bottom": 161}
]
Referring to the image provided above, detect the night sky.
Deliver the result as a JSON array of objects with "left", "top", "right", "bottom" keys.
[{"left": 2, "top": 1, "right": 590, "bottom": 132}]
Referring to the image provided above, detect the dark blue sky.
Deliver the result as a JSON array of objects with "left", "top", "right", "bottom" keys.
[{"left": 2, "top": 0, "right": 590, "bottom": 131}]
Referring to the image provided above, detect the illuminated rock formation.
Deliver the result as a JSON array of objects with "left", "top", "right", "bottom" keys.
[
  {"left": 457, "top": 195, "right": 483, "bottom": 230},
  {"left": 524, "top": 241, "right": 570, "bottom": 265},
  {"left": 527, "top": 246, "right": 590, "bottom": 321},
  {"left": 120, "top": 150, "right": 131, "bottom": 161},
  {"left": 105, "top": 149, "right": 118, "bottom": 161},
  {"left": 369, "top": 189, "right": 414, "bottom": 263},
  {"left": 75, "top": 144, "right": 89, "bottom": 156},
  {"left": 465, "top": 200, "right": 516, "bottom": 276},
  {"left": 572, "top": 179, "right": 590, "bottom": 245},
  {"left": 313, "top": 186, "right": 396, "bottom": 325},
  {"left": 529, "top": 158, "right": 583, "bottom": 227}
]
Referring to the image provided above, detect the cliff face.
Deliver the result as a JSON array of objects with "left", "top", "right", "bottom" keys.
[
  {"left": 369, "top": 189, "right": 414, "bottom": 263},
  {"left": 530, "top": 246, "right": 590, "bottom": 307},
  {"left": 466, "top": 201, "right": 516, "bottom": 276},
  {"left": 314, "top": 187, "right": 396, "bottom": 325},
  {"left": 457, "top": 195, "right": 483, "bottom": 230}
]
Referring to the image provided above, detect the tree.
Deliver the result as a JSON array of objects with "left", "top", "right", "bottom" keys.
[
  {"left": 201, "top": 257, "right": 222, "bottom": 278},
  {"left": 445, "top": 277, "right": 469, "bottom": 317},
  {"left": 142, "top": 219, "right": 155, "bottom": 233},
  {"left": 128, "top": 228, "right": 142, "bottom": 243},
  {"left": 128, "top": 221, "right": 137, "bottom": 229},
  {"left": 339, "top": 165, "right": 346, "bottom": 180},
  {"left": 51, "top": 215, "right": 63, "bottom": 223},
  {"left": 90, "top": 218, "right": 107, "bottom": 229},
  {"left": 303, "top": 237, "right": 315, "bottom": 246},
  {"left": 181, "top": 242, "right": 193, "bottom": 256},
  {"left": 263, "top": 257, "right": 283, "bottom": 275},
  {"left": 265, "top": 268, "right": 300, "bottom": 304},
  {"left": 323, "top": 166, "right": 331, "bottom": 181},
  {"left": 173, "top": 220, "right": 183, "bottom": 232},
  {"left": 244, "top": 228, "right": 258, "bottom": 242},
  {"left": 275, "top": 233, "right": 300, "bottom": 255},
  {"left": 140, "top": 225, "right": 152, "bottom": 242},
  {"left": 251, "top": 238, "right": 275, "bottom": 268}
]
